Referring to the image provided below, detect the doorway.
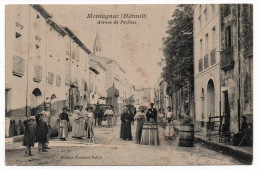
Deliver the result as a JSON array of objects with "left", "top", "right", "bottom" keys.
[
  {"left": 207, "top": 79, "right": 215, "bottom": 118},
  {"left": 31, "top": 88, "right": 43, "bottom": 116}
]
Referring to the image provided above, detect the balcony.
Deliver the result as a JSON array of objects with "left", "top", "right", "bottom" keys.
[
  {"left": 220, "top": 47, "right": 234, "bottom": 71},
  {"left": 210, "top": 49, "right": 216, "bottom": 65}
]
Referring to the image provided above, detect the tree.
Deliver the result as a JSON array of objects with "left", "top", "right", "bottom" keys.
[{"left": 162, "top": 4, "right": 193, "bottom": 95}]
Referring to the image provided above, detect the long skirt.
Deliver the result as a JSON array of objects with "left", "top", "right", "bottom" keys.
[
  {"left": 135, "top": 123, "right": 143, "bottom": 143},
  {"left": 165, "top": 120, "right": 175, "bottom": 138},
  {"left": 85, "top": 120, "right": 94, "bottom": 139},
  {"left": 107, "top": 116, "right": 113, "bottom": 128},
  {"left": 140, "top": 121, "right": 160, "bottom": 145},
  {"left": 120, "top": 121, "right": 132, "bottom": 140},
  {"left": 72, "top": 119, "right": 85, "bottom": 138},
  {"left": 59, "top": 120, "right": 68, "bottom": 139}
]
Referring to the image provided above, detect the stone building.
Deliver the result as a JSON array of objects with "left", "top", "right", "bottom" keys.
[
  {"left": 219, "top": 4, "right": 253, "bottom": 133},
  {"left": 5, "top": 5, "right": 91, "bottom": 134},
  {"left": 90, "top": 32, "right": 134, "bottom": 115},
  {"left": 89, "top": 59, "right": 106, "bottom": 105},
  {"left": 193, "top": 4, "right": 221, "bottom": 128}
]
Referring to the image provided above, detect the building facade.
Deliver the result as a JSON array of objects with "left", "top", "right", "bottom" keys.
[
  {"left": 219, "top": 4, "right": 253, "bottom": 133},
  {"left": 194, "top": 4, "right": 221, "bottom": 128},
  {"left": 5, "top": 5, "right": 91, "bottom": 135}
]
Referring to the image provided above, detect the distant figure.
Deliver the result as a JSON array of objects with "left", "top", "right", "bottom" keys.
[
  {"left": 147, "top": 103, "right": 157, "bottom": 122},
  {"left": 23, "top": 117, "right": 36, "bottom": 156},
  {"left": 134, "top": 106, "right": 146, "bottom": 144},
  {"left": 120, "top": 106, "right": 133, "bottom": 140},
  {"left": 36, "top": 114, "right": 49, "bottom": 152},
  {"left": 59, "top": 107, "right": 70, "bottom": 141},
  {"left": 165, "top": 106, "right": 175, "bottom": 140},
  {"left": 41, "top": 105, "right": 51, "bottom": 149},
  {"left": 97, "top": 106, "right": 104, "bottom": 127},
  {"left": 85, "top": 106, "right": 95, "bottom": 144},
  {"left": 104, "top": 106, "right": 114, "bottom": 128}
]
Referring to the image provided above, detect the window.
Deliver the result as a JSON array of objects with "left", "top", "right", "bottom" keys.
[
  {"left": 48, "top": 72, "right": 54, "bottom": 84},
  {"left": 211, "top": 27, "right": 216, "bottom": 49},
  {"left": 211, "top": 4, "right": 215, "bottom": 14},
  {"left": 13, "top": 56, "right": 25, "bottom": 77},
  {"left": 204, "top": 54, "right": 209, "bottom": 69},
  {"left": 5, "top": 89, "right": 11, "bottom": 116},
  {"left": 204, "top": 5, "right": 208, "bottom": 22},
  {"left": 200, "top": 39, "right": 203, "bottom": 58},
  {"left": 15, "top": 32, "right": 22, "bottom": 55},
  {"left": 199, "top": 58, "right": 203, "bottom": 72},
  {"left": 56, "top": 75, "right": 61, "bottom": 86},
  {"left": 223, "top": 4, "right": 231, "bottom": 17},
  {"left": 225, "top": 26, "right": 232, "bottom": 48},
  {"left": 33, "top": 65, "right": 43, "bottom": 82},
  {"left": 205, "top": 34, "right": 208, "bottom": 55}
]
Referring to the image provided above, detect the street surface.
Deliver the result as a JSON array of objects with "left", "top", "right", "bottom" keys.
[{"left": 5, "top": 120, "right": 241, "bottom": 166}]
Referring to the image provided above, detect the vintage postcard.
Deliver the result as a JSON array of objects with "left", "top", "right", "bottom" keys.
[{"left": 4, "top": 3, "right": 253, "bottom": 166}]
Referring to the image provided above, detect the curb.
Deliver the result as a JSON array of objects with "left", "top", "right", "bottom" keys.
[
  {"left": 194, "top": 135, "right": 253, "bottom": 164},
  {"left": 5, "top": 135, "right": 23, "bottom": 143}
]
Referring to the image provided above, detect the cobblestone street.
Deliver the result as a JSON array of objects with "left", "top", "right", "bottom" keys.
[{"left": 5, "top": 121, "right": 241, "bottom": 166}]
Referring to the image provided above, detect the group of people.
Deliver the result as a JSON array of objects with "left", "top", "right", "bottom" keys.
[
  {"left": 120, "top": 103, "right": 160, "bottom": 144},
  {"left": 22, "top": 104, "right": 96, "bottom": 157},
  {"left": 61, "top": 105, "right": 95, "bottom": 143},
  {"left": 22, "top": 106, "right": 51, "bottom": 157}
]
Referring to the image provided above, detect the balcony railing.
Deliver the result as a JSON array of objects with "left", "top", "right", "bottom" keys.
[
  {"left": 210, "top": 49, "right": 216, "bottom": 65},
  {"left": 204, "top": 54, "right": 209, "bottom": 69},
  {"left": 220, "top": 47, "right": 234, "bottom": 70}
]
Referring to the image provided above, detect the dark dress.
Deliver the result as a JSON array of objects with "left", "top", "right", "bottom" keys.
[
  {"left": 36, "top": 120, "right": 49, "bottom": 143},
  {"left": 147, "top": 108, "right": 157, "bottom": 122},
  {"left": 22, "top": 120, "right": 36, "bottom": 147},
  {"left": 120, "top": 112, "right": 133, "bottom": 140}
]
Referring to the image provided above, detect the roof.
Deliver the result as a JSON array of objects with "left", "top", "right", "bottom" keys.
[
  {"left": 90, "top": 59, "right": 106, "bottom": 71},
  {"left": 32, "top": 5, "right": 52, "bottom": 19},
  {"left": 46, "top": 19, "right": 66, "bottom": 37},
  {"left": 32, "top": 5, "right": 91, "bottom": 54},
  {"left": 62, "top": 26, "right": 91, "bottom": 54}
]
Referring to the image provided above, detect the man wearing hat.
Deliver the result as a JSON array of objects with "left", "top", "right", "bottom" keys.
[
  {"left": 41, "top": 104, "right": 51, "bottom": 149},
  {"left": 147, "top": 103, "right": 157, "bottom": 122}
]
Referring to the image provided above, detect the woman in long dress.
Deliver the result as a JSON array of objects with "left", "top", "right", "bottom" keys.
[
  {"left": 85, "top": 106, "right": 95, "bottom": 144},
  {"left": 58, "top": 107, "right": 70, "bottom": 141},
  {"left": 72, "top": 105, "right": 85, "bottom": 139},
  {"left": 134, "top": 106, "right": 146, "bottom": 144},
  {"left": 120, "top": 106, "right": 133, "bottom": 140},
  {"left": 165, "top": 106, "right": 175, "bottom": 140}
]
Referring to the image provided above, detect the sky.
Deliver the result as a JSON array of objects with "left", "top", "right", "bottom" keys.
[{"left": 43, "top": 5, "right": 177, "bottom": 88}]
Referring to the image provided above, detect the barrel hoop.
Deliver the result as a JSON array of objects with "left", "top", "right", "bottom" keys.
[
  {"left": 142, "top": 128, "right": 158, "bottom": 130},
  {"left": 179, "top": 130, "right": 194, "bottom": 133}
]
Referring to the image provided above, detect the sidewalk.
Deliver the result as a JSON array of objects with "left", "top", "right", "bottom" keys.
[{"left": 194, "top": 130, "right": 253, "bottom": 164}]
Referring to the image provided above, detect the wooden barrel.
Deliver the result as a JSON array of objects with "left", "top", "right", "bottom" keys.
[
  {"left": 178, "top": 124, "right": 194, "bottom": 147},
  {"left": 140, "top": 121, "right": 160, "bottom": 145}
]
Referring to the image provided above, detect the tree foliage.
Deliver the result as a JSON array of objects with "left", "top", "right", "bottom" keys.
[{"left": 162, "top": 4, "right": 193, "bottom": 94}]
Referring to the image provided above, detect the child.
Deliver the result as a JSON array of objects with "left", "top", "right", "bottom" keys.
[
  {"left": 22, "top": 117, "right": 36, "bottom": 157},
  {"left": 36, "top": 113, "right": 49, "bottom": 152}
]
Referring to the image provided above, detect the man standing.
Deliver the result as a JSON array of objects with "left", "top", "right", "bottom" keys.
[
  {"left": 104, "top": 106, "right": 114, "bottom": 128},
  {"left": 41, "top": 104, "right": 51, "bottom": 149},
  {"left": 147, "top": 103, "right": 157, "bottom": 122}
]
